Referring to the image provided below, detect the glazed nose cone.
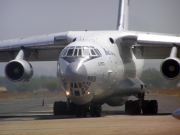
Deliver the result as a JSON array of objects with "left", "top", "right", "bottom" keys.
[{"left": 65, "top": 62, "right": 87, "bottom": 82}]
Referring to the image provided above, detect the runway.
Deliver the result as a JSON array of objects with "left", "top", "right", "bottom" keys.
[{"left": 0, "top": 93, "right": 180, "bottom": 135}]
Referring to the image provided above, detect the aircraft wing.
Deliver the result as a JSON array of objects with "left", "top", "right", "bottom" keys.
[
  {"left": 0, "top": 32, "right": 72, "bottom": 62},
  {"left": 120, "top": 31, "right": 180, "bottom": 59}
]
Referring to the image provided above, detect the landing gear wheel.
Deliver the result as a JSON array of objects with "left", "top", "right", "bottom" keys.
[
  {"left": 76, "top": 106, "right": 81, "bottom": 117},
  {"left": 149, "top": 100, "right": 158, "bottom": 114},
  {"left": 125, "top": 100, "right": 132, "bottom": 114},
  {"left": 76, "top": 105, "right": 88, "bottom": 118},
  {"left": 68, "top": 102, "right": 76, "bottom": 115},
  {"left": 142, "top": 100, "right": 150, "bottom": 115},
  {"left": 53, "top": 101, "right": 67, "bottom": 115},
  {"left": 90, "top": 105, "right": 95, "bottom": 117},
  {"left": 132, "top": 100, "right": 141, "bottom": 115},
  {"left": 125, "top": 100, "right": 141, "bottom": 115},
  {"left": 90, "top": 104, "right": 102, "bottom": 117},
  {"left": 53, "top": 101, "right": 60, "bottom": 115},
  {"left": 142, "top": 100, "right": 158, "bottom": 115},
  {"left": 95, "top": 105, "right": 102, "bottom": 117}
]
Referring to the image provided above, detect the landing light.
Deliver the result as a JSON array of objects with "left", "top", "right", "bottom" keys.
[
  {"left": 87, "top": 91, "right": 90, "bottom": 95},
  {"left": 66, "top": 91, "right": 70, "bottom": 96}
]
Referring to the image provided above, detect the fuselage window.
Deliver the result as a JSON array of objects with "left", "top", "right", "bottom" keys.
[{"left": 67, "top": 49, "right": 74, "bottom": 56}]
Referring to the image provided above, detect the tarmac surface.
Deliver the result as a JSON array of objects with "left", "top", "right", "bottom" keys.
[{"left": 0, "top": 94, "right": 180, "bottom": 135}]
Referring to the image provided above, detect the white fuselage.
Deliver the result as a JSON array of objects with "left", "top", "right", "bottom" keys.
[{"left": 57, "top": 31, "right": 144, "bottom": 106}]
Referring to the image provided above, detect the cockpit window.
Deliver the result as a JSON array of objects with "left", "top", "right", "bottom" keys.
[
  {"left": 62, "top": 49, "right": 68, "bottom": 56},
  {"left": 90, "top": 49, "right": 96, "bottom": 56},
  {"left": 63, "top": 46, "right": 101, "bottom": 57},
  {"left": 67, "top": 49, "right": 74, "bottom": 56},
  {"left": 78, "top": 49, "right": 82, "bottom": 56},
  {"left": 74, "top": 49, "right": 78, "bottom": 56},
  {"left": 94, "top": 49, "right": 102, "bottom": 56},
  {"left": 83, "top": 48, "right": 90, "bottom": 56}
]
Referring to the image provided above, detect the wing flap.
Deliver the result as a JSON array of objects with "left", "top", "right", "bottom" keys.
[
  {"left": 0, "top": 48, "right": 63, "bottom": 62},
  {"left": 121, "top": 32, "right": 180, "bottom": 59},
  {"left": 132, "top": 46, "right": 173, "bottom": 59}
]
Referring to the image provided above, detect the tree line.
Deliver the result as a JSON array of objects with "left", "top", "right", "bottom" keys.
[
  {"left": 0, "top": 68, "right": 179, "bottom": 92},
  {"left": 141, "top": 68, "right": 179, "bottom": 90},
  {"left": 0, "top": 76, "right": 62, "bottom": 92}
]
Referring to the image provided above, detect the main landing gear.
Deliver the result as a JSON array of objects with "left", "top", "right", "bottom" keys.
[
  {"left": 53, "top": 99, "right": 102, "bottom": 117},
  {"left": 125, "top": 93, "right": 158, "bottom": 115}
]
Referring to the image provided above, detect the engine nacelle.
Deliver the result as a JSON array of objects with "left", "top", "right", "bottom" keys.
[
  {"left": 160, "top": 58, "right": 180, "bottom": 80},
  {"left": 5, "top": 60, "right": 33, "bottom": 82}
]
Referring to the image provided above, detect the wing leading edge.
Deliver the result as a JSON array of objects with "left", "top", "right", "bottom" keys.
[{"left": 0, "top": 32, "right": 72, "bottom": 61}]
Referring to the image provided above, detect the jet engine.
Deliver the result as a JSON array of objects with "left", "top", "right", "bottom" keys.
[
  {"left": 161, "top": 58, "right": 180, "bottom": 80},
  {"left": 5, "top": 60, "right": 33, "bottom": 82},
  {"left": 160, "top": 46, "right": 180, "bottom": 80}
]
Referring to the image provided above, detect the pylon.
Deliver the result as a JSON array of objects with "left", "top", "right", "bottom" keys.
[{"left": 42, "top": 99, "right": 44, "bottom": 106}]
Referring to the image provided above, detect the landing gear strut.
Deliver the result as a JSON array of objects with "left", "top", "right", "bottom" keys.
[{"left": 125, "top": 92, "right": 158, "bottom": 115}]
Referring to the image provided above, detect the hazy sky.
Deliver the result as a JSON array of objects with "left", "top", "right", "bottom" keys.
[{"left": 0, "top": 0, "right": 180, "bottom": 76}]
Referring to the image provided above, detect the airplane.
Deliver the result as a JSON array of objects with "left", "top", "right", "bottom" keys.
[{"left": 0, "top": 0, "right": 179, "bottom": 117}]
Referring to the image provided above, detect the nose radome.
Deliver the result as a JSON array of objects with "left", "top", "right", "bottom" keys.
[{"left": 65, "top": 62, "right": 87, "bottom": 82}]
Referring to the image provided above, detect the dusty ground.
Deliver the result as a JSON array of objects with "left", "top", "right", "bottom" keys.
[
  {"left": 0, "top": 115, "right": 180, "bottom": 135},
  {"left": 0, "top": 91, "right": 65, "bottom": 99},
  {"left": 152, "top": 88, "right": 180, "bottom": 97},
  {"left": 0, "top": 92, "right": 179, "bottom": 135}
]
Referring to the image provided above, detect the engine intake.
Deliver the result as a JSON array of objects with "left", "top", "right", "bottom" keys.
[
  {"left": 161, "top": 58, "right": 180, "bottom": 80},
  {"left": 5, "top": 60, "right": 33, "bottom": 82}
]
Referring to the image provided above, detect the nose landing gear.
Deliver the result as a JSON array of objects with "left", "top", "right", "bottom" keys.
[{"left": 53, "top": 99, "right": 102, "bottom": 117}]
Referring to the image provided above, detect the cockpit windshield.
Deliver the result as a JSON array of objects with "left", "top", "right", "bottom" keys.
[{"left": 62, "top": 46, "right": 101, "bottom": 57}]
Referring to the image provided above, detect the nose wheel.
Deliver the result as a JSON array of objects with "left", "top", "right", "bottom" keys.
[
  {"left": 53, "top": 99, "right": 102, "bottom": 117},
  {"left": 90, "top": 104, "right": 102, "bottom": 117}
]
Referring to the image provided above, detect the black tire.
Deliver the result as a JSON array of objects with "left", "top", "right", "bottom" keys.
[
  {"left": 125, "top": 101, "right": 129, "bottom": 114},
  {"left": 76, "top": 105, "right": 81, "bottom": 117},
  {"left": 132, "top": 100, "right": 141, "bottom": 115},
  {"left": 61, "top": 101, "right": 68, "bottom": 115},
  {"left": 90, "top": 105, "right": 95, "bottom": 117},
  {"left": 149, "top": 100, "right": 158, "bottom": 114},
  {"left": 125, "top": 100, "right": 133, "bottom": 114},
  {"left": 76, "top": 105, "right": 88, "bottom": 118},
  {"left": 53, "top": 101, "right": 60, "bottom": 115},
  {"left": 82, "top": 108, "right": 88, "bottom": 117},
  {"left": 142, "top": 100, "right": 150, "bottom": 115},
  {"left": 53, "top": 101, "right": 67, "bottom": 115},
  {"left": 95, "top": 105, "right": 102, "bottom": 117},
  {"left": 69, "top": 102, "right": 76, "bottom": 115}
]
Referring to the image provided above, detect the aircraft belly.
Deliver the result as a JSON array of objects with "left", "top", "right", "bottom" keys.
[{"left": 91, "top": 77, "right": 146, "bottom": 105}]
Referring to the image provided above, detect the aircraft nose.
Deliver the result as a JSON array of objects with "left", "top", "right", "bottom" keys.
[{"left": 65, "top": 62, "right": 87, "bottom": 82}]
